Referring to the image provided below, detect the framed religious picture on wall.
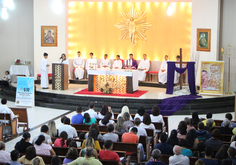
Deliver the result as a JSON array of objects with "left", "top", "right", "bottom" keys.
[
  {"left": 200, "top": 61, "right": 224, "bottom": 95},
  {"left": 196, "top": 28, "right": 211, "bottom": 52},
  {"left": 41, "top": 26, "right": 58, "bottom": 47}
]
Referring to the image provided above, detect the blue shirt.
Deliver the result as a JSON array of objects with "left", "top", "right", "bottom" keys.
[
  {"left": 146, "top": 160, "right": 166, "bottom": 165},
  {"left": 181, "top": 148, "right": 193, "bottom": 157},
  {"left": 71, "top": 114, "right": 84, "bottom": 124},
  {"left": 154, "top": 142, "right": 173, "bottom": 155},
  {"left": 196, "top": 130, "right": 211, "bottom": 140},
  {"left": 9, "top": 161, "right": 22, "bottom": 165},
  {"left": 200, "top": 158, "right": 219, "bottom": 165},
  {"left": 83, "top": 118, "right": 96, "bottom": 125}
]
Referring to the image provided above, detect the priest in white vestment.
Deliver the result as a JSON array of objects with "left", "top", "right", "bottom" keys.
[
  {"left": 158, "top": 55, "right": 169, "bottom": 84},
  {"left": 113, "top": 55, "right": 123, "bottom": 69},
  {"left": 138, "top": 54, "right": 150, "bottom": 81},
  {"left": 40, "top": 53, "right": 50, "bottom": 89},
  {"left": 73, "top": 51, "right": 84, "bottom": 80},
  {"left": 174, "top": 55, "right": 185, "bottom": 84},
  {"left": 86, "top": 52, "right": 97, "bottom": 78},
  {"left": 100, "top": 54, "right": 110, "bottom": 69}
]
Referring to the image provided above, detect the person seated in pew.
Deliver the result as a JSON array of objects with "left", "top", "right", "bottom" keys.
[
  {"left": 158, "top": 55, "right": 169, "bottom": 84},
  {"left": 154, "top": 133, "right": 173, "bottom": 155},
  {"left": 84, "top": 123, "right": 103, "bottom": 140},
  {"left": 53, "top": 131, "right": 68, "bottom": 147},
  {"left": 129, "top": 118, "right": 147, "bottom": 138},
  {"left": 103, "top": 124, "right": 119, "bottom": 142},
  {"left": 58, "top": 118, "right": 77, "bottom": 139},
  {"left": 14, "top": 132, "right": 32, "bottom": 153},
  {"left": 71, "top": 107, "right": 84, "bottom": 124},
  {"left": 67, "top": 140, "right": 77, "bottom": 148},
  {"left": 1, "top": 71, "right": 11, "bottom": 82},
  {"left": 191, "top": 111, "right": 200, "bottom": 126},
  {"left": 48, "top": 120, "right": 58, "bottom": 138},
  {"left": 123, "top": 112, "right": 134, "bottom": 130},
  {"left": 205, "top": 129, "right": 223, "bottom": 151},
  {"left": 215, "top": 144, "right": 230, "bottom": 160},
  {"left": 220, "top": 119, "right": 233, "bottom": 135},
  {"left": 169, "top": 145, "right": 190, "bottom": 165},
  {"left": 34, "top": 135, "right": 56, "bottom": 156},
  {"left": 222, "top": 147, "right": 236, "bottom": 165},
  {"left": 116, "top": 105, "right": 133, "bottom": 120},
  {"left": 63, "top": 147, "right": 78, "bottom": 164},
  {"left": 32, "top": 125, "right": 52, "bottom": 145},
  {"left": 51, "top": 156, "right": 61, "bottom": 165},
  {"left": 222, "top": 113, "right": 236, "bottom": 128},
  {"left": 100, "top": 54, "right": 110, "bottom": 69},
  {"left": 81, "top": 129, "right": 101, "bottom": 151},
  {"left": 83, "top": 113, "right": 96, "bottom": 125},
  {"left": 177, "top": 121, "right": 187, "bottom": 140},
  {"left": 124, "top": 53, "right": 138, "bottom": 69},
  {"left": 146, "top": 149, "right": 166, "bottom": 165},
  {"left": 202, "top": 112, "right": 216, "bottom": 127},
  {"left": 167, "top": 129, "right": 179, "bottom": 147},
  {"left": 231, "top": 128, "right": 236, "bottom": 143},
  {"left": 0, "top": 141, "right": 11, "bottom": 163},
  {"left": 138, "top": 54, "right": 150, "bottom": 82},
  {"left": 57, "top": 116, "right": 68, "bottom": 130},
  {"left": 186, "top": 129, "right": 199, "bottom": 148},
  {"left": 83, "top": 102, "right": 98, "bottom": 119},
  {"left": 80, "top": 137, "right": 98, "bottom": 158},
  {"left": 196, "top": 122, "right": 211, "bottom": 141},
  {"left": 184, "top": 117, "right": 195, "bottom": 133},
  {"left": 114, "top": 117, "right": 128, "bottom": 134},
  {"left": 193, "top": 142, "right": 206, "bottom": 158},
  {"left": 113, "top": 55, "right": 123, "bottom": 69},
  {"left": 150, "top": 106, "right": 165, "bottom": 133},
  {"left": 200, "top": 146, "right": 219, "bottom": 165},
  {"left": 179, "top": 139, "right": 193, "bottom": 157},
  {"left": 65, "top": 147, "right": 102, "bottom": 165},
  {"left": 98, "top": 104, "right": 114, "bottom": 120},
  {"left": 99, "top": 140, "right": 123, "bottom": 165},
  {"left": 99, "top": 112, "right": 114, "bottom": 126},
  {"left": 18, "top": 146, "right": 45, "bottom": 165},
  {"left": 134, "top": 106, "right": 146, "bottom": 122},
  {"left": 140, "top": 113, "right": 155, "bottom": 130},
  {"left": 205, "top": 119, "right": 215, "bottom": 134},
  {"left": 122, "top": 127, "right": 146, "bottom": 161},
  {"left": 8, "top": 150, "right": 22, "bottom": 165},
  {"left": 0, "top": 98, "right": 18, "bottom": 123}
]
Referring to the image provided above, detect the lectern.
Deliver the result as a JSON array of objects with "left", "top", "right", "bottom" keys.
[{"left": 52, "top": 63, "right": 68, "bottom": 90}]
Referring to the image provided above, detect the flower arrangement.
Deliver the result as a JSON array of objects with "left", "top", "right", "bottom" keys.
[{"left": 100, "top": 82, "right": 113, "bottom": 94}]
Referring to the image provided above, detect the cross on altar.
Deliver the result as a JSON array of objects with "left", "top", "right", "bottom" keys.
[{"left": 175, "top": 48, "right": 187, "bottom": 90}]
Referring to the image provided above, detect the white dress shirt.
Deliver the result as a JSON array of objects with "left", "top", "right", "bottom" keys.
[
  {"left": 0, "top": 104, "right": 17, "bottom": 123},
  {"left": 0, "top": 150, "right": 11, "bottom": 163},
  {"left": 169, "top": 154, "right": 190, "bottom": 165},
  {"left": 150, "top": 114, "right": 165, "bottom": 126},
  {"left": 58, "top": 124, "right": 77, "bottom": 139},
  {"left": 83, "top": 109, "right": 98, "bottom": 119}
]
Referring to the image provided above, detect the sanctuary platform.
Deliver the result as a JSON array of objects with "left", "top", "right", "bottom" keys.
[{"left": 1, "top": 81, "right": 234, "bottom": 116}]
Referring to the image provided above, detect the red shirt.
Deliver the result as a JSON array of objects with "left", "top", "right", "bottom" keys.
[
  {"left": 54, "top": 138, "right": 67, "bottom": 147},
  {"left": 122, "top": 132, "right": 139, "bottom": 155},
  {"left": 99, "top": 150, "right": 120, "bottom": 162}
]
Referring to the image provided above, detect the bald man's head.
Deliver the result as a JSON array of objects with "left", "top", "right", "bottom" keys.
[{"left": 173, "top": 145, "right": 182, "bottom": 155}]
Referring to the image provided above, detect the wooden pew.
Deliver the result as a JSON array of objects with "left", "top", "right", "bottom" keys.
[
  {"left": 0, "top": 124, "right": 2, "bottom": 141},
  {"left": 0, "top": 113, "right": 18, "bottom": 138},
  {"left": 71, "top": 124, "right": 108, "bottom": 132},
  {"left": 37, "top": 155, "right": 65, "bottom": 164},
  {"left": 10, "top": 107, "right": 29, "bottom": 131},
  {"left": 99, "top": 159, "right": 119, "bottom": 165}
]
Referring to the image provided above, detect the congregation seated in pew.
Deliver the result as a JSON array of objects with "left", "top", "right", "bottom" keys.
[
  {"left": 18, "top": 146, "right": 45, "bottom": 165},
  {"left": 102, "top": 124, "right": 119, "bottom": 142},
  {"left": 84, "top": 123, "right": 103, "bottom": 140},
  {"left": 97, "top": 104, "right": 115, "bottom": 120},
  {"left": 83, "top": 113, "right": 96, "bottom": 125},
  {"left": 54, "top": 131, "right": 68, "bottom": 147},
  {"left": 58, "top": 118, "right": 77, "bottom": 139},
  {"left": 71, "top": 107, "right": 84, "bottom": 125},
  {"left": 14, "top": 132, "right": 32, "bottom": 153},
  {"left": 32, "top": 125, "right": 52, "bottom": 145},
  {"left": 98, "top": 112, "right": 114, "bottom": 126},
  {"left": 81, "top": 129, "right": 101, "bottom": 151},
  {"left": 63, "top": 147, "right": 78, "bottom": 164},
  {"left": 79, "top": 137, "right": 98, "bottom": 158}
]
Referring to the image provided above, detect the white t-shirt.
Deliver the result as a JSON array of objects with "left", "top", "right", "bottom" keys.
[
  {"left": 2, "top": 75, "right": 11, "bottom": 82},
  {"left": 150, "top": 114, "right": 165, "bottom": 126},
  {"left": 134, "top": 113, "right": 144, "bottom": 121},
  {"left": 97, "top": 112, "right": 114, "bottom": 120},
  {"left": 82, "top": 109, "right": 98, "bottom": 119},
  {"left": 117, "top": 114, "right": 133, "bottom": 121},
  {"left": 140, "top": 123, "right": 155, "bottom": 130},
  {"left": 99, "top": 120, "right": 114, "bottom": 126},
  {"left": 0, "top": 105, "right": 17, "bottom": 121},
  {"left": 58, "top": 125, "right": 77, "bottom": 139},
  {"left": 129, "top": 126, "right": 147, "bottom": 138},
  {"left": 34, "top": 143, "right": 52, "bottom": 156},
  {"left": 0, "top": 150, "right": 11, "bottom": 163},
  {"left": 32, "top": 132, "right": 52, "bottom": 145}
]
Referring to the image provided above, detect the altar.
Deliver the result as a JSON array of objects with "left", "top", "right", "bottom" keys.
[{"left": 88, "top": 69, "right": 138, "bottom": 94}]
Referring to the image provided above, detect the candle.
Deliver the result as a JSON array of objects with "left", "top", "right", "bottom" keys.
[{"left": 127, "top": 59, "right": 129, "bottom": 66}]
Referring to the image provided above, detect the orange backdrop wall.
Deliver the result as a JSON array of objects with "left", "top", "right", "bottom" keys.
[{"left": 68, "top": 2, "right": 191, "bottom": 61}]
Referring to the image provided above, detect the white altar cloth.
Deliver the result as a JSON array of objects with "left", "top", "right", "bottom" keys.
[{"left": 10, "top": 65, "right": 32, "bottom": 77}]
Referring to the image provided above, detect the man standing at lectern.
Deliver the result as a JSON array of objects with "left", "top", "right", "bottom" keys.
[
  {"left": 100, "top": 54, "right": 110, "bottom": 69},
  {"left": 158, "top": 55, "right": 169, "bottom": 84},
  {"left": 73, "top": 51, "right": 85, "bottom": 80},
  {"left": 138, "top": 54, "right": 150, "bottom": 81},
  {"left": 40, "top": 53, "right": 50, "bottom": 89},
  {"left": 124, "top": 53, "right": 137, "bottom": 69}
]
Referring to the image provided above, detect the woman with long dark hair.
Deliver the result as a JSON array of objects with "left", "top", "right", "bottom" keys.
[
  {"left": 215, "top": 144, "right": 230, "bottom": 159},
  {"left": 63, "top": 147, "right": 78, "bottom": 164},
  {"left": 54, "top": 131, "right": 68, "bottom": 147},
  {"left": 81, "top": 129, "right": 101, "bottom": 151},
  {"left": 98, "top": 104, "right": 114, "bottom": 119},
  {"left": 186, "top": 129, "right": 199, "bottom": 148},
  {"left": 83, "top": 113, "right": 96, "bottom": 125},
  {"left": 191, "top": 111, "right": 200, "bottom": 125},
  {"left": 177, "top": 121, "right": 187, "bottom": 139},
  {"left": 134, "top": 106, "right": 145, "bottom": 121},
  {"left": 34, "top": 135, "right": 56, "bottom": 156},
  {"left": 167, "top": 129, "right": 179, "bottom": 146},
  {"left": 140, "top": 114, "right": 155, "bottom": 130},
  {"left": 18, "top": 146, "right": 45, "bottom": 165},
  {"left": 84, "top": 123, "right": 103, "bottom": 140},
  {"left": 99, "top": 112, "right": 114, "bottom": 126},
  {"left": 14, "top": 132, "right": 32, "bottom": 153}
]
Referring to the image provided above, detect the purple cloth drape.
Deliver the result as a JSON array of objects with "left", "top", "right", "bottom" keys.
[
  {"left": 157, "top": 95, "right": 202, "bottom": 116},
  {"left": 166, "top": 62, "right": 196, "bottom": 95}
]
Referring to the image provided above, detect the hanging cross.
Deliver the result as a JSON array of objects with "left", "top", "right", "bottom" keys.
[{"left": 175, "top": 48, "right": 187, "bottom": 90}]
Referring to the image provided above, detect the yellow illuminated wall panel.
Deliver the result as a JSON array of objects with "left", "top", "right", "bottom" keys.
[{"left": 68, "top": 2, "right": 191, "bottom": 61}]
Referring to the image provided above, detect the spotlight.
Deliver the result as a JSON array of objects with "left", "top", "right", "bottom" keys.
[
  {"left": 4, "top": 0, "right": 14, "bottom": 10},
  {"left": 2, "top": 7, "right": 8, "bottom": 19},
  {"left": 167, "top": 3, "right": 173, "bottom": 16},
  {"left": 53, "top": 0, "right": 62, "bottom": 14}
]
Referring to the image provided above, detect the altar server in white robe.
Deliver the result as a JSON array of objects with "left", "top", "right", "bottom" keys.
[
  {"left": 73, "top": 51, "right": 84, "bottom": 80},
  {"left": 100, "top": 54, "right": 110, "bottom": 69},
  {"left": 113, "top": 55, "right": 123, "bottom": 69},
  {"left": 138, "top": 54, "right": 150, "bottom": 81},
  {"left": 86, "top": 52, "right": 97, "bottom": 78},
  {"left": 174, "top": 55, "right": 185, "bottom": 84},
  {"left": 40, "top": 53, "right": 50, "bottom": 89},
  {"left": 158, "top": 55, "right": 169, "bottom": 84}
]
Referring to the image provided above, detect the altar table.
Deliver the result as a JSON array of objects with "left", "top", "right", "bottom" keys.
[
  {"left": 88, "top": 69, "right": 138, "bottom": 94},
  {"left": 10, "top": 65, "right": 32, "bottom": 77}
]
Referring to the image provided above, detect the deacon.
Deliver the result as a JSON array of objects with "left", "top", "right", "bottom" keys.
[
  {"left": 158, "top": 55, "right": 169, "bottom": 84},
  {"left": 100, "top": 54, "right": 110, "bottom": 68},
  {"left": 40, "top": 52, "right": 50, "bottom": 89},
  {"left": 113, "top": 55, "right": 123, "bottom": 69},
  {"left": 124, "top": 53, "right": 137, "bottom": 69},
  {"left": 174, "top": 55, "right": 185, "bottom": 84},
  {"left": 138, "top": 54, "right": 150, "bottom": 81},
  {"left": 86, "top": 52, "right": 97, "bottom": 78},
  {"left": 73, "top": 51, "right": 85, "bottom": 80}
]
